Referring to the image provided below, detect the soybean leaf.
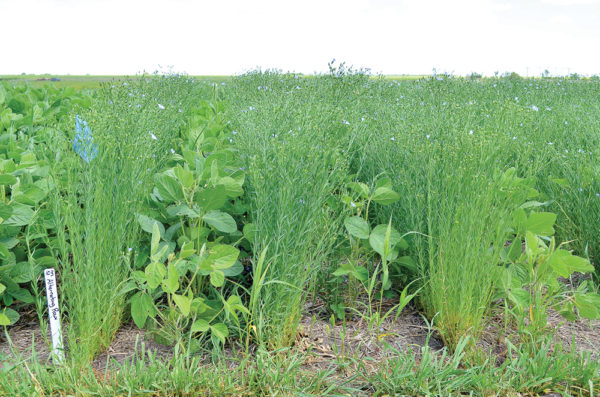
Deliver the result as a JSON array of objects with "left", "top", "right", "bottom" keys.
[
  {"left": 548, "top": 250, "right": 593, "bottom": 278},
  {"left": 243, "top": 223, "right": 257, "bottom": 242},
  {"left": 161, "top": 262, "right": 179, "bottom": 294},
  {"left": 0, "top": 174, "right": 16, "bottom": 186},
  {"left": 207, "top": 244, "right": 240, "bottom": 269},
  {"left": 344, "top": 216, "right": 370, "bottom": 239},
  {"left": 508, "top": 288, "right": 530, "bottom": 312},
  {"left": 173, "top": 294, "right": 191, "bottom": 317},
  {"left": 526, "top": 212, "right": 556, "bottom": 236},
  {"left": 145, "top": 262, "right": 166, "bottom": 289},
  {"left": 180, "top": 241, "right": 195, "bottom": 259},
  {"left": 369, "top": 224, "right": 402, "bottom": 259},
  {"left": 222, "top": 261, "right": 244, "bottom": 277},
  {"left": 195, "top": 185, "right": 227, "bottom": 211},
  {"left": 0, "top": 203, "right": 13, "bottom": 220},
  {"left": 210, "top": 270, "right": 225, "bottom": 287},
  {"left": 371, "top": 187, "right": 400, "bottom": 205},
  {"left": 154, "top": 173, "right": 184, "bottom": 203},
  {"left": 174, "top": 165, "right": 194, "bottom": 189},
  {"left": 210, "top": 323, "right": 229, "bottom": 344},
  {"left": 203, "top": 211, "right": 237, "bottom": 234},
  {"left": 347, "top": 182, "right": 370, "bottom": 199},
  {"left": 574, "top": 292, "right": 600, "bottom": 319},
  {"left": 130, "top": 292, "right": 148, "bottom": 328},
  {"left": 191, "top": 318, "right": 210, "bottom": 333},
  {"left": 137, "top": 214, "right": 165, "bottom": 238},
  {"left": 218, "top": 176, "right": 244, "bottom": 198},
  {"left": 166, "top": 204, "right": 201, "bottom": 218},
  {"left": 3, "top": 204, "right": 34, "bottom": 226},
  {"left": 0, "top": 308, "right": 18, "bottom": 325}
]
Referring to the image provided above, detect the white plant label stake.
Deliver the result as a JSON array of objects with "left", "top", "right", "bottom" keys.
[{"left": 44, "top": 268, "right": 64, "bottom": 364}]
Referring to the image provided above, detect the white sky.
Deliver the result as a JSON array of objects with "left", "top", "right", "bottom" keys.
[{"left": 2, "top": 0, "right": 599, "bottom": 76}]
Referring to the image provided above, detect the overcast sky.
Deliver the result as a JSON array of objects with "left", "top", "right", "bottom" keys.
[{"left": 2, "top": 0, "right": 599, "bottom": 76}]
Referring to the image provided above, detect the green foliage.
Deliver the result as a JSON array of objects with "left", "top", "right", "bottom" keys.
[
  {"left": 0, "top": 82, "right": 85, "bottom": 326},
  {"left": 127, "top": 96, "right": 249, "bottom": 352},
  {"left": 226, "top": 71, "right": 353, "bottom": 348},
  {"left": 129, "top": 223, "right": 247, "bottom": 352},
  {"left": 49, "top": 75, "right": 197, "bottom": 362},
  {"left": 331, "top": 177, "right": 415, "bottom": 324},
  {"left": 496, "top": 203, "right": 600, "bottom": 345}
]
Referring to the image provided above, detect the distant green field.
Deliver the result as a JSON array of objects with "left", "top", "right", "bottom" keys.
[
  {"left": 0, "top": 73, "right": 426, "bottom": 90},
  {"left": 0, "top": 74, "right": 233, "bottom": 89}
]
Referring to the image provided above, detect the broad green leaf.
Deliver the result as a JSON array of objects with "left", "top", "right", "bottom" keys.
[
  {"left": 13, "top": 186, "right": 47, "bottom": 206},
  {"left": 551, "top": 178, "right": 569, "bottom": 187},
  {"left": 203, "top": 211, "right": 237, "bottom": 233},
  {"left": 561, "top": 252, "right": 594, "bottom": 274},
  {"left": 145, "top": 261, "right": 166, "bottom": 289},
  {"left": 526, "top": 212, "right": 556, "bottom": 236},
  {"left": 130, "top": 292, "right": 148, "bottom": 328},
  {"left": 0, "top": 237, "right": 19, "bottom": 250},
  {"left": 574, "top": 293, "right": 600, "bottom": 319},
  {"left": 3, "top": 204, "right": 34, "bottom": 226},
  {"left": 174, "top": 165, "right": 194, "bottom": 189},
  {"left": 2, "top": 308, "right": 19, "bottom": 325},
  {"left": 173, "top": 294, "right": 191, "bottom": 317},
  {"left": 154, "top": 173, "right": 184, "bottom": 203},
  {"left": 375, "top": 177, "right": 392, "bottom": 189},
  {"left": 11, "top": 288, "right": 33, "bottom": 303},
  {"left": 180, "top": 241, "right": 195, "bottom": 259},
  {"left": 519, "top": 200, "right": 553, "bottom": 209},
  {"left": 10, "top": 262, "right": 34, "bottom": 283},
  {"left": 332, "top": 263, "right": 353, "bottom": 277},
  {"left": 161, "top": 262, "right": 179, "bottom": 294},
  {"left": 0, "top": 203, "right": 13, "bottom": 220},
  {"left": 151, "top": 223, "right": 161, "bottom": 255},
  {"left": 166, "top": 204, "right": 201, "bottom": 218},
  {"left": 243, "top": 223, "right": 257, "bottom": 242},
  {"left": 222, "top": 261, "right": 244, "bottom": 277},
  {"left": 137, "top": 214, "right": 165, "bottom": 238},
  {"left": 548, "top": 250, "right": 593, "bottom": 278},
  {"left": 218, "top": 176, "right": 244, "bottom": 198},
  {"left": 207, "top": 244, "right": 240, "bottom": 270},
  {"left": 557, "top": 301, "right": 577, "bottom": 322},
  {"left": 210, "top": 323, "right": 229, "bottom": 344},
  {"left": 195, "top": 185, "right": 227, "bottom": 211},
  {"left": 0, "top": 313, "right": 9, "bottom": 326},
  {"left": 507, "top": 288, "right": 530, "bottom": 312},
  {"left": 344, "top": 216, "right": 370, "bottom": 239},
  {"left": 352, "top": 266, "right": 369, "bottom": 282},
  {"left": 0, "top": 174, "right": 16, "bottom": 186},
  {"left": 525, "top": 231, "right": 539, "bottom": 257},
  {"left": 396, "top": 256, "right": 418, "bottom": 272},
  {"left": 507, "top": 238, "right": 523, "bottom": 263},
  {"left": 0, "top": 242, "right": 8, "bottom": 259},
  {"left": 191, "top": 318, "right": 210, "bottom": 333},
  {"left": 210, "top": 270, "right": 225, "bottom": 287},
  {"left": 369, "top": 224, "right": 402, "bottom": 259},
  {"left": 371, "top": 186, "right": 400, "bottom": 205},
  {"left": 512, "top": 208, "right": 527, "bottom": 235},
  {"left": 0, "top": 283, "right": 5, "bottom": 294},
  {"left": 226, "top": 295, "right": 250, "bottom": 315},
  {"left": 347, "top": 182, "right": 370, "bottom": 199}
]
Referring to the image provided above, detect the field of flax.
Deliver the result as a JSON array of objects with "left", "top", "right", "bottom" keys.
[{"left": 0, "top": 70, "right": 599, "bottom": 396}]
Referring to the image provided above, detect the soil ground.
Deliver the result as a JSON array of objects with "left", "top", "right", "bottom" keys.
[{"left": 1, "top": 301, "right": 597, "bottom": 373}]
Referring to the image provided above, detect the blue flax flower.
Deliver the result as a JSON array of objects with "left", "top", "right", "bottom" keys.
[{"left": 73, "top": 115, "right": 98, "bottom": 163}]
